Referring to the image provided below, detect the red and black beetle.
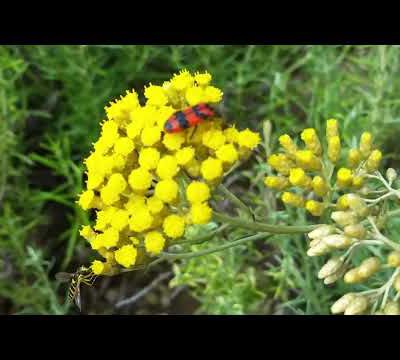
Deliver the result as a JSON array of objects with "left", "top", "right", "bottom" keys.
[{"left": 164, "top": 103, "right": 216, "bottom": 134}]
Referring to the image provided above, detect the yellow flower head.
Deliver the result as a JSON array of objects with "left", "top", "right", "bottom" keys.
[
  {"left": 202, "top": 129, "right": 226, "bottom": 150},
  {"left": 108, "top": 173, "right": 127, "bottom": 194},
  {"left": 144, "top": 84, "right": 168, "bottom": 106},
  {"left": 238, "top": 129, "right": 261, "bottom": 149},
  {"left": 201, "top": 157, "right": 223, "bottom": 181},
  {"left": 163, "top": 214, "right": 185, "bottom": 239},
  {"left": 114, "top": 137, "right": 134, "bottom": 156},
  {"left": 144, "top": 231, "right": 166, "bottom": 255},
  {"left": 78, "top": 69, "right": 260, "bottom": 276},
  {"left": 155, "top": 179, "right": 179, "bottom": 204},
  {"left": 80, "top": 225, "right": 96, "bottom": 241},
  {"left": 146, "top": 196, "right": 164, "bottom": 214},
  {"left": 163, "top": 132, "right": 186, "bottom": 151},
  {"left": 186, "top": 181, "right": 211, "bottom": 204},
  {"left": 128, "top": 167, "right": 153, "bottom": 191},
  {"left": 194, "top": 71, "right": 212, "bottom": 86},
  {"left": 216, "top": 144, "right": 239, "bottom": 164},
  {"left": 141, "top": 126, "right": 162, "bottom": 146},
  {"left": 78, "top": 190, "right": 95, "bottom": 210},
  {"left": 175, "top": 146, "right": 195, "bottom": 165},
  {"left": 91, "top": 260, "right": 107, "bottom": 275},
  {"left": 115, "top": 245, "right": 137, "bottom": 268},
  {"left": 156, "top": 155, "right": 179, "bottom": 179},
  {"left": 139, "top": 147, "right": 160, "bottom": 170},
  {"left": 190, "top": 202, "right": 212, "bottom": 224},
  {"left": 110, "top": 209, "right": 129, "bottom": 231}
]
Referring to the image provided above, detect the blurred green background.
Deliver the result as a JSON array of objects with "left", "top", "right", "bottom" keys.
[{"left": 1, "top": 45, "right": 400, "bottom": 314}]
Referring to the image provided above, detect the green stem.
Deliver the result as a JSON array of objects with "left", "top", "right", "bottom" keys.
[
  {"left": 176, "top": 224, "right": 230, "bottom": 245},
  {"left": 381, "top": 268, "right": 400, "bottom": 309},
  {"left": 160, "top": 232, "right": 271, "bottom": 260},
  {"left": 217, "top": 183, "right": 254, "bottom": 218},
  {"left": 213, "top": 212, "right": 317, "bottom": 234}
]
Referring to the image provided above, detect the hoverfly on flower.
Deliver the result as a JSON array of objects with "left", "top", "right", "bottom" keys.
[{"left": 56, "top": 266, "right": 97, "bottom": 311}]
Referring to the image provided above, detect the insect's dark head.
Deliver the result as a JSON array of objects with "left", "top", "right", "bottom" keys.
[
  {"left": 164, "top": 117, "right": 182, "bottom": 133},
  {"left": 164, "top": 121, "right": 173, "bottom": 133}
]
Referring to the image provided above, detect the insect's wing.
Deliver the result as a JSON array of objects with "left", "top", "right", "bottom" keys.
[
  {"left": 74, "top": 286, "right": 82, "bottom": 312},
  {"left": 55, "top": 272, "right": 73, "bottom": 282}
]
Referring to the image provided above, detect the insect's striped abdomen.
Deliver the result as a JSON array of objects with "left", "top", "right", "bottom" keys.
[{"left": 68, "top": 278, "right": 78, "bottom": 302}]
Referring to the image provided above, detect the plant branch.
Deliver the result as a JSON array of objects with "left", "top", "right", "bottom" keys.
[{"left": 213, "top": 212, "right": 317, "bottom": 234}]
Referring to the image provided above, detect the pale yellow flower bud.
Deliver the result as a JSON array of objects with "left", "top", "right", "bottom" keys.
[
  {"left": 318, "top": 257, "right": 344, "bottom": 279},
  {"left": 324, "top": 234, "right": 352, "bottom": 249},
  {"left": 344, "top": 296, "right": 368, "bottom": 315},
  {"left": 360, "top": 132, "right": 372, "bottom": 159},
  {"left": 344, "top": 224, "right": 366, "bottom": 239},
  {"left": 331, "top": 211, "right": 358, "bottom": 227},
  {"left": 281, "top": 192, "right": 304, "bottom": 208},
  {"left": 348, "top": 148, "right": 361, "bottom": 168},
  {"left": 328, "top": 136, "right": 341, "bottom": 163},
  {"left": 312, "top": 176, "right": 329, "bottom": 197},
  {"left": 289, "top": 168, "right": 312, "bottom": 189},
  {"left": 336, "top": 194, "right": 350, "bottom": 210},
  {"left": 301, "top": 128, "right": 322, "bottom": 155},
  {"left": 305, "top": 200, "right": 325, "bottom": 217},
  {"left": 326, "top": 119, "right": 339, "bottom": 138},
  {"left": 264, "top": 176, "right": 289, "bottom": 191},
  {"left": 387, "top": 251, "right": 400, "bottom": 267},
  {"left": 324, "top": 271, "right": 345, "bottom": 285},
  {"left": 331, "top": 293, "right": 357, "bottom": 314},
  {"left": 307, "top": 240, "right": 331, "bottom": 257},
  {"left": 344, "top": 268, "right": 362, "bottom": 284},
  {"left": 278, "top": 134, "right": 297, "bottom": 155},
  {"left": 336, "top": 168, "right": 353, "bottom": 188},
  {"left": 352, "top": 175, "right": 364, "bottom": 189},
  {"left": 309, "top": 238, "right": 322, "bottom": 248},
  {"left": 308, "top": 225, "right": 335, "bottom": 239},
  {"left": 366, "top": 149, "right": 382, "bottom": 173},
  {"left": 267, "top": 153, "right": 295, "bottom": 175},
  {"left": 346, "top": 194, "right": 369, "bottom": 217},
  {"left": 295, "top": 150, "right": 321, "bottom": 171},
  {"left": 386, "top": 168, "right": 397, "bottom": 183},
  {"left": 358, "top": 257, "right": 380, "bottom": 279}
]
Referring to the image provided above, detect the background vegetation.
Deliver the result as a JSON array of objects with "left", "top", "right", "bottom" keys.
[{"left": 1, "top": 45, "right": 400, "bottom": 314}]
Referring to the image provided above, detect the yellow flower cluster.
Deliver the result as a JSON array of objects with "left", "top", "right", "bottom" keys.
[
  {"left": 264, "top": 119, "right": 383, "bottom": 218},
  {"left": 77, "top": 70, "right": 260, "bottom": 276}
]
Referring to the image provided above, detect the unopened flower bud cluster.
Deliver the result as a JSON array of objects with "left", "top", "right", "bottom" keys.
[
  {"left": 265, "top": 119, "right": 382, "bottom": 218},
  {"left": 266, "top": 119, "right": 400, "bottom": 314}
]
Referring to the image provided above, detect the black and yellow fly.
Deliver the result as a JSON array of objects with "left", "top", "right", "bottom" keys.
[{"left": 56, "top": 266, "right": 97, "bottom": 311}]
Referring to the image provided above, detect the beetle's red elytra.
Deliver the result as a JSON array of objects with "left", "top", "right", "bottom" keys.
[{"left": 164, "top": 103, "right": 215, "bottom": 133}]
